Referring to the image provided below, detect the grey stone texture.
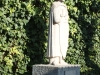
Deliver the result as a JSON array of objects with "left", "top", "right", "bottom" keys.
[{"left": 32, "top": 64, "right": 80, "bottom": 75}]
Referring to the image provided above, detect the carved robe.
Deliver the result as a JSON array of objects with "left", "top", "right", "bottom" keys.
[{"left": 47, "top": 2, "right": 69, "bottom": 59}]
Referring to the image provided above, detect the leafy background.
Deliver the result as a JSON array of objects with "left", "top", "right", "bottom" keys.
[{"left": 0, "top": 0, "right": 100, "bottom": 75}]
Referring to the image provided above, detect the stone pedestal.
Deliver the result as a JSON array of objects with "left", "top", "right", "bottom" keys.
[{"left": 32, "top": 64, "right": 80, "bottom": 75}]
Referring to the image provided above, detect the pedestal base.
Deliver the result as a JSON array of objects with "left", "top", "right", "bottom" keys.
[{"left": 32, "top": 64, "right": 80, "bottom": 75}]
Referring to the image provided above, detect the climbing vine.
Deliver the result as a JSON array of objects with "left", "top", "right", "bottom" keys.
[{"left": 0, "top": 0, "right": 99, "bottom": 75}]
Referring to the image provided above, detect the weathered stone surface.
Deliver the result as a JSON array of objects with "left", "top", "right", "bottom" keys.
[
  {"left": 47, "top": 0, "right": 69, "bottom": 65},
  {"left": 32, "top": 64, "right": 80, "bottom": 75}
]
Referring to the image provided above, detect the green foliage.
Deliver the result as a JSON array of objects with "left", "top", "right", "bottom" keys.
[
  {"left": 65, "top": 0, "right": 100, "bottom": 75},
  {"left": 0, "top": 0, "right": 100, "bottom": 75},
  {"left": 0, "top": 0, "right": 34, "bottom": 74}
]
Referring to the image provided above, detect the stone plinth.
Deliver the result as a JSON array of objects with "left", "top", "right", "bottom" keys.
[{"left": 32, "top": 64, "right": 80, "bottom": 75}]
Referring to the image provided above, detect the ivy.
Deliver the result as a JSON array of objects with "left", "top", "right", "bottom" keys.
[{"left": 0, "top": 0, "right": 100, "bottom": 75}]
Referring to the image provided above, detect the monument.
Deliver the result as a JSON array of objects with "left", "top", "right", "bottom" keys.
[
  {"left": 32, "top": 0, "right": 80, "bottom": 75},
  {"left": 47, "top": 0, "right": 69, "bottom": 65}
]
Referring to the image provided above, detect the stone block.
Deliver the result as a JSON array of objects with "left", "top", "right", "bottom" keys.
[{"left": 32, "top": 64, "right": 80, "bottom": 75}]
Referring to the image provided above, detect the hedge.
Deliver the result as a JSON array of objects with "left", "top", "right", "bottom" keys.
[{"left": 0, "top": 0, "right": 100, "bottom": 75}]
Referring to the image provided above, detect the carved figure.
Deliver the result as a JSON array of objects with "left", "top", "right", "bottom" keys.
[{"left": 47, "top": 0, "right": 69, "bottom": 65}]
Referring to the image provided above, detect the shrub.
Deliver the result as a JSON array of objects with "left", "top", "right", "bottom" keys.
[{"left": 0, "top": 0, "right": 99, "bottom": 75}]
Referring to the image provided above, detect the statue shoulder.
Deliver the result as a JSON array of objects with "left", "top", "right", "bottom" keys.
[
  {"left": 52, "top": 2, "right": 58, "bottom": 8},
  {"left": 52, "top": 2, "right": 66, "bottom": 8}
]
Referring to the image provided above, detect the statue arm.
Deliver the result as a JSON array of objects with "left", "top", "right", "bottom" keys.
[{"left": 53, "top": 7, "right": 61, "bottom": 24}]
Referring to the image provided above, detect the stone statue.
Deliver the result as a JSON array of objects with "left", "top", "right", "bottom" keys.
[{"left": 47, "top": 0, "right": 69, "bottom": 65}]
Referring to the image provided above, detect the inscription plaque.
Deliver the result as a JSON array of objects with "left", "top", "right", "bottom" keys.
[{"left": 64, "top": 70, "right": 76, "bottom": 75}]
